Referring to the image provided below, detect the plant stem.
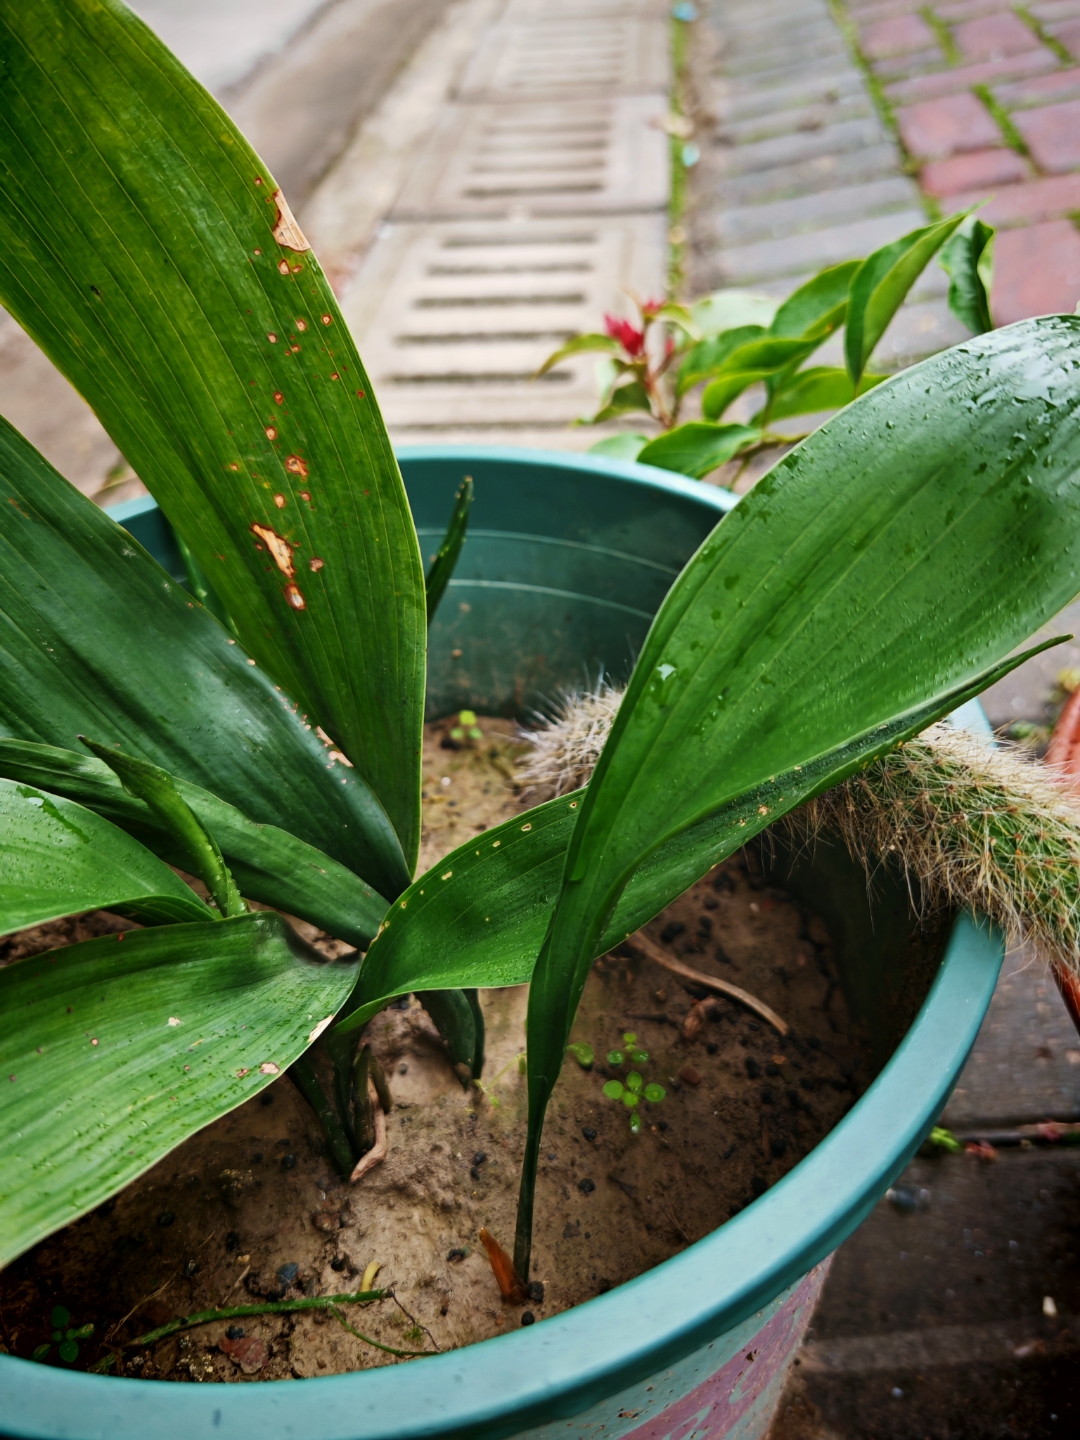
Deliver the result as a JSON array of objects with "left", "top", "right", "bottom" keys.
[
  {"left": 327, "top": 1304, "right": 432, "bottom": 1358},
  {"left": 128, "top": 1291, "right": 386, "bottom": 1347},
  {"left": 287, "top": 1057, "right": 355, "bottom": 1178}
]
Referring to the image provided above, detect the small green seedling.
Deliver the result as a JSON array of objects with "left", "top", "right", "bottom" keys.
[
  {"left": 601, "top": 1036, "right": 665, "bottom": 1134},
  {"left": 448, "top": 710, "right": 484, "bottom": 746},
  {"left": 927, "top": 1126, "right": 963, "bottom": 1154},
  {"left": 31, "top": 1306, "right": 93, "bottom": 1364}
]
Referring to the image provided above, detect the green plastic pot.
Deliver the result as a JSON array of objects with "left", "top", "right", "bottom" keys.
[{"left": 0, "top": 447, "right": 1001, "bottom": 1440}]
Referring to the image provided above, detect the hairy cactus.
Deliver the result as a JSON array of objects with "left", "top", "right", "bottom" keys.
[{"left": 518, "top": 690, "right": 1080, "bottom": 980}]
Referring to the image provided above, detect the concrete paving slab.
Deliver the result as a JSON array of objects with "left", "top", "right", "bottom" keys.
[
  {"left": 708, "top": 209, "right": 928, "bottom": 284},
  {"left": 704, "top": 145, "right": 909, "bottom": 209},
  {"left": 716, "top": 115, "right": 895, "bottom": 178},
  {"left": 706, "top": 176, "right": 921, "bottom": 247},
  {"left": 943, "top": 953, "right": 1080, "bottom": 1128}
]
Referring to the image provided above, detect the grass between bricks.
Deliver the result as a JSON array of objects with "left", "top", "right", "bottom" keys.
[
  {"left": 1013, "top": 4, "right": 1075, "bottom": 65},
  {"left": 827, "top": 0, "right": 941, "bottom": 219},
  {"left": 972, "top": 83, "right": 1031, "bottom": 156},
  {"left": 919, "top": 6, "right": 962, "bottom": 66}
]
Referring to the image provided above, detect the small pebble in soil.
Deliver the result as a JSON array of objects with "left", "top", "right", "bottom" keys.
[
  {"left": 157, "top": 1211, "right": 175, "bottom": 1227},
  {"left": 526, "top": 1281, "right": 545, "bottom": 1304},
  {"left": 745, "top": 1058, "right": 761, "bottom": 1078},
  {"left": 660, "top": 921, "right": 685, "bottom": 943},
  {"left": 470, "top": 1167, "right": 482, "bottom": 1181},
  {"left": 226, "top": 1326, "right": 245, "bottom": 1340},
  {"left": 582, "top": 1127, "right": 597, "bottom": 1142},
  {"left": 447, "top": 1247, "right": 470, "bottom": 1262},
  {"left": 765, "top": 1062, "right": 780, "bottom": 1077},
  {"left": 472, "top": 1152, "right": 487, "bottom": 1166},
  {"left": 521, "top": 1311, "right": 535, "bottom": 1326},
  {"left": 277, "top": 1263, "right": 299, "bottom": 1286},
  {"left": 281, "top": 1153, "right": 297, "bottom": 1171},
  {"left": 330, "top": 1255, "right": 347, "bottom": 1271},
  {"left": 706, "top": 1042, "right": 719, "bottom": 1054},
  {"left": 578, "top": 1178, "right": 595, "bottom": 1194},
  {"left": 184, "top": 1259, "right": 199, "bottom": 1276},
  {"left": 398, "top": 1063, "right": 408, "bottom": 1075},
  {"left": 657, "top": 1120, "right": 669, "bottom": 1132},
  {"left": 677, "top": 1063, "right": 702, "bottom": 1086}
]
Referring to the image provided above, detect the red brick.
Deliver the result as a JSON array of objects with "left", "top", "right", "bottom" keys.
[
  {"left": 884, "top": 48, "right": 1057, "bottom": 103},
  {"left": 920, "top": 146, "right": 1030, "bottom": 196},
  {"left": 993, "top": 64, "right": 1080, "bottom": 105},
  {"left": 944, "top": 173, "right": 1080, "bottom": 223},
  {"left": 955, "top": 12, "right": 1043, "bottom": 59},
  {"left": 1051, "top": 17, "right": 1080, "bottom": 56},
  {"left": 1030, "top": 0, "right": 1080, "bottom": 19},
  {"left": 1013, "top": 98, "right": 1080, "bottom": 171},
  {"left": 862, "top": 13, "right": 939, "bottom": 55},
  {"left": 895, "top": 91, "right": 1004, "bottom": 158},
  {"left": 992, "top": 219, "right": 1080, "bottom": 323}
]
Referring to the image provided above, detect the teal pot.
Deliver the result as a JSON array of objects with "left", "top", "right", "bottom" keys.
[{"left": 1, "top": 448, "right": 1001, "bottom": 1440}]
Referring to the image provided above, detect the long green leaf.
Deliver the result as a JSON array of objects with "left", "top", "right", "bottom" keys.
[
  {"left": 0, "top": 740, "right": 388, "bottom": 948},
  {"left": 768, "top": 261, "right": 861, "bottom": 340},
  {"left": 690, "top": 290, "right": 778, "bottom": 336},
  {"left": 0, "top": 911, "right": 359, "bottom": 1264},
  {"left": 424, "top": 475, "right": 473, "bottom": 625},
  {"left": 760, "top": 367, "right": 888, "bottom": 423},
  {"left": 0, "top": 776, "right": 212, "bottom": 932},
  {"left": 677, "top": 325, "right": 766, "bottom": 394},
  {"left": 81, "top": 738, "right": 244, "bottom": 919},
  {"left": 536, "top": 333, "right": 624, "bottom": 376},
  {"left": 940, "top": 216, "right": 995, "bottom": 335},
  {"left": 0, "top": 415, "right": 409, "bottom": 900},
  {"left": 637, "top": 423, "right": 761, "bottom": 479},
  {"left": 338, "top": 635, "right": 1057, "bottom": 1037},
  {"left": 0, "top": 0, "right": 426, "bottom": 868},
  {"left": 699, "top": 339, "right": 820, "bottom": 418},
  {"left": 519, "top": 316, "right": 1080, "bottom": 1276},
  {"left": 845, "top": 214, "right": 967, "bottom": 384}
]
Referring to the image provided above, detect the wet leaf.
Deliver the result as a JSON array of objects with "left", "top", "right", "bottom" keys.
[
  {"left": 0, "top": 0, "right": 426, "bottom": 870},
  {"left": 0, "top": 739, "right": 387, "bottom": 948},
  {"left": 845, "top": 214, "right": 967, "bottom": 384},
  {"left": 0, "top": 418, "right": 409, "bottom": 901},
  {"left": 0, "top": 776, "right": 212, "bottom": 933},
  {"left": 761, "top": 367, "right": 887, "bottom": 423},
  {"left": 520, "top": 317, "right": 1080, "bottom": 1276},
  {"left": 0, "top": 911, "right": 359, "bottom": 1265},
  {"left": 637, "top": 423, "right": 761, "bottom": 480},
  {"left": 602, "top": 1080, "right": 625, "bottom": 1100}
]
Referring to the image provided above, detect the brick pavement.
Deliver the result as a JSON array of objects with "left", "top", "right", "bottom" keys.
[{"left": 848, "top": 0, "right": 1080, "bottom": 321}]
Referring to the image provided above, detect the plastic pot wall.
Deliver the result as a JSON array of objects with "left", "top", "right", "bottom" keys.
[{"left": 0, "top": 447, "right": 1003, "bottom": 1440}]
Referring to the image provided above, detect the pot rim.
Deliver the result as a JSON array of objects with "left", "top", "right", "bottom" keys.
[{"left": 1, "top": 448, "right": 1003, "bottom": 1440}]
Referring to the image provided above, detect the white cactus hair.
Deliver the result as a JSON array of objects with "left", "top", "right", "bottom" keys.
[
  {"left": 517, "top": 676, "right": 623, "bottom": 800},
  {"left": 518, "top": 683, "right": 1080, "bottom": 981}
]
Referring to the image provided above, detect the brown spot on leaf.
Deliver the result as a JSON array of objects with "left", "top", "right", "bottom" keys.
[
  {"left": 274, "top": 493, "right": 286, "bottom": 509},
  {"left": 295, "top": 318, "right": 308, "bottom": 332},
  {"left": 267, "top": 333, "right": 278, "bottom": 344},
  {"left": 270, "top": 189, "right": 311, "bottom": 252},
  {"left": 265, "top": 425, "right": 278, "bottom": 440},
  {"left": 229, "top": 462, "right": 240, "bottom": 472},
  {"left": 285, "top": 455, "right": 309, "bottom": 478},
  {"left": 299, "top": 491, "right": 311, "bottom": 502},
  {"left": 357, "top": 390, "right": 366, "bottom": 399},
  {"left": 330, "top": 372, "right": 339, "bottom": 380},
  {"left": 309, "top": 556, "right": 324, "bottom": 571},
  {"left": 277, "top": 259, "right": 291, "bottom": 276},
  {"left": 273, "top": 391, "right": 284, "bottom": 404},
  {"left": 250, "top": 523, "right": 295, "bottom": 579},
  {"left": 284, "top": 583, "right": 306, "bottom": 611}
]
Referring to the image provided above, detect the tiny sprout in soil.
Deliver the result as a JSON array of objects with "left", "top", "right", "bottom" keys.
[
  {"left": 31, "top": 1306, "right": 93, "bottom": 1364},
  {"left": 600, "top": 1035, "right": 666, "bottom": 1134}
]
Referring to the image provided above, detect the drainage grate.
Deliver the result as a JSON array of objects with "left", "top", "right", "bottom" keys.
[
  {"left": 392, "top": 96, "right": 669, "bottom": 220},
  {"left": 345, "top": 216, "right": 667, "bottom": 438},
  {"left": 337, "top": 0, "right": 671, "bottom": 448},
  {"left": 457, "top": 11, "right": 669, "bottom": 101}
]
